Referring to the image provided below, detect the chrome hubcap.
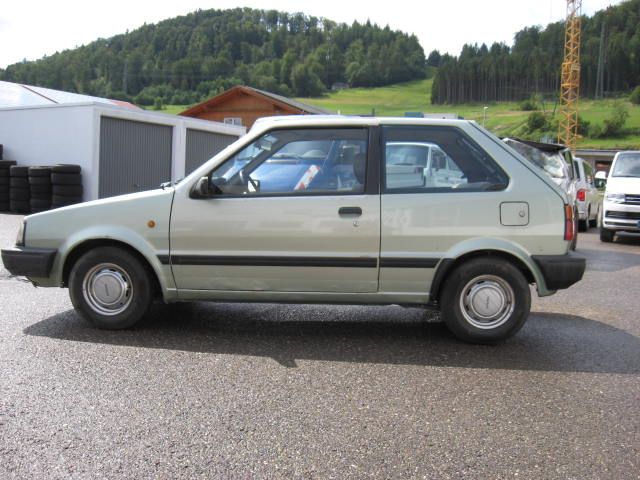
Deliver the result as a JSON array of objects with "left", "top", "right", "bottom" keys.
[
  {"left": 460, "top": 275, "right": 515, "bottom": 329},
  {"left": 83, "top": 263, "right": 133, "bottom": 316}
]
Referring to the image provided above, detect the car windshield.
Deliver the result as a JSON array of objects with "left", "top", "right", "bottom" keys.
[
  {"left": 611, "top": 153, "right": 640, "bottom": 178},
  {"left": 503, "top": 139, "right": 567, "bottom": 179}
]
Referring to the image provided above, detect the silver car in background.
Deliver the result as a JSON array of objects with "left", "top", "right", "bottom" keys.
[{"left": 573, "top": 157, "right": 601, "bottom": 231}]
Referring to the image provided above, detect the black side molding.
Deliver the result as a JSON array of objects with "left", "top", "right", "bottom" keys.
[
  {"left": 159, "top": 255, "right": 377, "bottom": 268},
  {"left": 532, "top": 254, "right": 586, "bottom": 291},
  {"left": 1, "top": 247, "right": 57, "bottom": 278},
  {"left": 380, "top": 258, "right": 440, "bottom": 268}
]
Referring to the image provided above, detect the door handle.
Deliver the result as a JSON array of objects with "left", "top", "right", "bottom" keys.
[{"left": 339, "top": 206, "right": 362, "bottom": 216}]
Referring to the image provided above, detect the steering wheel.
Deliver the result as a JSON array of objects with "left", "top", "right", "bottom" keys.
[{"left": 238, "top": 169, "right": 259, "bottom": 191}]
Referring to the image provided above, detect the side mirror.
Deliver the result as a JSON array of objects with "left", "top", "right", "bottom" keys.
[{"left": 191, "top": 176, "right": 210, "bottom": 198}]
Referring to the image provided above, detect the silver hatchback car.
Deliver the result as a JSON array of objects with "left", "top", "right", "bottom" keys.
[{"left": 2, "top": 116, "right": 585, "bottom": 343}]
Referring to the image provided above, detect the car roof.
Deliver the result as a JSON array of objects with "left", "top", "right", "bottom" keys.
[
  {"left": 387, "top": 141, "right": 439, "bottom": 148},
  {"left": 250, "top": 115, "right": 474, "bottom": 134}
]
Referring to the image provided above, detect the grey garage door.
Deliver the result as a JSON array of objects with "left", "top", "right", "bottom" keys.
[
  {"left": 185, "top": 129, "right": 237, "bottom": 175},
  {"left": 99, "top": 117, "right": 173, "bottom": 198}
]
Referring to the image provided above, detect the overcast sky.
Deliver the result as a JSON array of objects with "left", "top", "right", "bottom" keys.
[{"left": 0, "top": 0, "right": 624, "bottom": 69}]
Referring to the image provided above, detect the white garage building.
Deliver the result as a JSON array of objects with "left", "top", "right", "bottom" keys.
[{"left": 0, "top": 81, "right": 245, "bottom": 200}]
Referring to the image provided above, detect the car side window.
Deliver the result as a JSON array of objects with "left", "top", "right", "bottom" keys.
[
  {"left": 383, "top": 126, "right": 508, "bottom": 192},
  {"left": 583, "top": 161, "right": 594, "bottom": 186},
  {"left": 209, "top": 129, "right": 368, "bottom": 196}
]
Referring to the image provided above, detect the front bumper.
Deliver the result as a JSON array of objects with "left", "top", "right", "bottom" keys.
[
  {"left": 602, "top": 201, "right": 640, "bottom": 231},
  {"left": 1, "top": 247, "right": 57, "bottom": 278},
  {"left": 532, "top": 254, "right": 586, "bottom": 291}
]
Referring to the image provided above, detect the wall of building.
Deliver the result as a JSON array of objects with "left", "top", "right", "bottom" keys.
[
  {"left": 188, "top": 93, "right": 299, "bottom": 128},
  {"left": 0, "top": 104, "right": 98, "bottom": 198},
  {"left": 0, "top": 103, "right": 245, "bottom": 202}
]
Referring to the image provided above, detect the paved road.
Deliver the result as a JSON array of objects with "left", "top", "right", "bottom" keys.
[{"left": 1, "top": 213, "right": 638, "bottom": 479}]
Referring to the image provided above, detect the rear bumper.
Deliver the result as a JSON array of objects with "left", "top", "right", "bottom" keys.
[
  {"left": 1, "top": 247, "right": 57, "bottom": 278},
  {"left": 532, "top": 254, "right": 586, "bottom": 291}
]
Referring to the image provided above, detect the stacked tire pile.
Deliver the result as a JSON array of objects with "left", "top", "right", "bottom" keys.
[
  {"left": 9, "top": 166, "right": 31, "bottom": 214},
  {"left": 0, "top": 160, "right": 17, "bottom": 212},
  {"left": 51, "top": 164, "right": 83, "bottom": 208},
  {"left": 28, "top": 166, "right": 53, "bottom": 213}
]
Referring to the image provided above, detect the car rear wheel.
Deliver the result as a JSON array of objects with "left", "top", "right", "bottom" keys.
[
  {"left": 589, "top": 206, "right": 598, "bottom": 228},
  {"left": 69, "top": 246, "right": 153, "bottom": 329},
  {"left": 440, "top": 257, "right": 531, "bottom": 344}
]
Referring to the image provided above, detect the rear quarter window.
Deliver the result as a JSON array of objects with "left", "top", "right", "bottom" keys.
[{"left": 383, "top": 126, "right": 509, "bottom": 193}]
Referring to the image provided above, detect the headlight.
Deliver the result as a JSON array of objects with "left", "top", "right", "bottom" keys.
[
  {"left": 16, "top": 221, "right": 25, "bottom": 247},
  {"left": 605, "top": 192, "right": 625, "bottom": 203}
]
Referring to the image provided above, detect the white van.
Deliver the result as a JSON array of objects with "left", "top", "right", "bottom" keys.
[{"left": 600, "top": 151, "right": 640, "bottom": 242}]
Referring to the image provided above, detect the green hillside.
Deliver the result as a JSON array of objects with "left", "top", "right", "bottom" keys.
[
  {"left": 160, "top": 79, "right": 639, "bottom": 149},
  {"left": 295, "top": 79, "right": 640, "bottom": 149},
  {"left": 0, "top": 8, "right": 425, "bottom": 104}
]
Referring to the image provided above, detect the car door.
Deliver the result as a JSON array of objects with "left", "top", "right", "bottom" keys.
[{"left": 169, "top": 127, "right": 380, "bottom": 293}]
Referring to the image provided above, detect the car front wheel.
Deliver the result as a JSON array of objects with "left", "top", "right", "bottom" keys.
[
  {"left": 440, "top": 257, "right": 531, "bottom": 344},
  {"left": 69, "top": 246, "right": 153, "bottom": 329},
  {"left": 600, "top": 227, "right": 614, "bottom": 243}
]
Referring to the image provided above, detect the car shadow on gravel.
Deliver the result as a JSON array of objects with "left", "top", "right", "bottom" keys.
[{"left": 24, "top": 302, "right": 640, "bottom": 374}]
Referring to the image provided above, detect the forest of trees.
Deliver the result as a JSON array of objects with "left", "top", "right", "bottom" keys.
[
  {"left": 431, "top": 0, "right": 640, "bottom": 104},
  {"left": 0, "top": 8, "right": 426, "bottom": 105}
]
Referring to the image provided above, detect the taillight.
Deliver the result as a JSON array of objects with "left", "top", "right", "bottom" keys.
[
  {"left": 577, "top": 189, "right": 586, "bottom": 202},
  {"left": 564, "top": 204, "right": 574, "bottom": 241}
]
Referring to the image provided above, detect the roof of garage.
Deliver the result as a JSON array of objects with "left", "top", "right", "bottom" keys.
[
  {"left": 179, "top": 85, "right": 331, "bottom": 117},
  {"left": 0, "top": 80, "right": 139, "bottom": 109}
]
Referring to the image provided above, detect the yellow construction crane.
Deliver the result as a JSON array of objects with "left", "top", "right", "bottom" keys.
[{"left": 558, "top": 0, "right": 582, "bottom": 151}]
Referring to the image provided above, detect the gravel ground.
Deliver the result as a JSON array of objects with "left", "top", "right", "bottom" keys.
[{"left": 0, "top": 213, "right": 638, "bottom": 479}]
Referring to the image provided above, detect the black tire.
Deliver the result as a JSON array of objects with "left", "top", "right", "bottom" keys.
[
  {"left": 9, "top": 200, "right": 30, "bottom": 213},
  {"left": 9, "top": 189, "right": 29, "bottom": 201},
  {"left": 589, "top": 206, "right": 599, "bottom": 229},
  {"left": 69, "top": 246, "right": 153, "bottom": 329},
  {"left": 28, "top": 166, "right": 52, "bottom": 177},
  {"left": 578, "top": 219, "right": 587, "bottom": 232},
  {"left": 0, "top": 169, "right": 10, "bottom": 178},
  {"left": 440, "top": 257, "right": 531, "bottom": 344},
  {"left": 600, "top": 227, "right": 614, "bottom": 243},
  {"left": 52, "top": 195, "right": 82, "bottom": 205},
  {"left": 30, "top": 207, "right": 50, "bottom": 214},
  {"left": 30, "top": 193, "right": 51, "bottom": 200},
  {"left": 30, "top": 198, "right": 51, "bottom": 209},
  {"left": 10, "top": 177, "right": 29, "bottom": 188},
  {"left": 51, "top": 173, "right": 81, "bottom": 185},
  {"left": 30, "top": 184, "right": 52, "bottom": 194},
  {"left": 9, "top": 166, "right": 28, "bottom": 177},
  {"left": 52, "top": 184, "right": 83, "bottom": 196},
  {"left": 28, "top": 176, "right": 52, "bottom": 185},
  {"left": 0, "top": 202, "right": 10, "bottom": 212},
  {"left": 51, "top": 164, "right": 81, "bottom": 174},
  {"left": 0, "top": 176, "right": 8, "bottom": 186},
  {"left": 0, "top": 160, "right": 17, "bottom": 168}
]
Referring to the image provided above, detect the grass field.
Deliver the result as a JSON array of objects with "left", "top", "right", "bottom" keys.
[
  {"left": 159, "top": 78, "right": 640, "bottom": 149},
  {"left": 297, "top": 78, "right": 640, "bottom": 149}
]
